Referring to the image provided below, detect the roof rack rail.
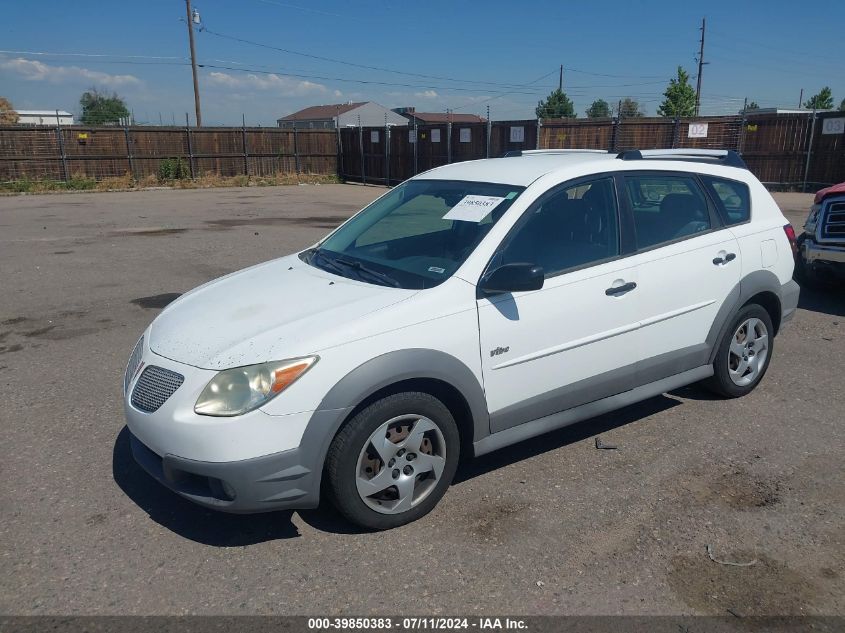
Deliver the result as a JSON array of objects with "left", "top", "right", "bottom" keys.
[
  {"left": 502, "top": 149, "right": 610, "bottom": 158},
  {"left": 616, "top": 148, "right": 748, "bottom": 169},
  {"left": 521, "top": 149, "right": 609, "bottom": 155}
]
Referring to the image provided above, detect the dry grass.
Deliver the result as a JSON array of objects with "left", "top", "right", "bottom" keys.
[{"left": 0, "top": 171, "right": 340, "bottom": 195}]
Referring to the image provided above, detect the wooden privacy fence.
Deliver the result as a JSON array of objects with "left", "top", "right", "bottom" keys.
[
  {"left": 0, "top": 125, "right": 338, "bottom": 182},
  {"left": 341, "top": 113, "right": 844, "bottom": 189},
  {"left": 1, "top": 112, "right": 842, "bottom": 189}
]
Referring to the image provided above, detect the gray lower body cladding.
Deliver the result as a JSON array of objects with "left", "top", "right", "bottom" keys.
[
  {"left": 780, "top": 279, "right": 800, "bottom": 325},
  {"left": 129, "top": 427, "right": 329, "bottom": 513}
]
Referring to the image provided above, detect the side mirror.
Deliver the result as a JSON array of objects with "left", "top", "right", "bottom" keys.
[{"left": 479, "top": 263, "right": 544, "bottom": 294}]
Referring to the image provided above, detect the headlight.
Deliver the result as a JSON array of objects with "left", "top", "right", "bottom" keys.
[
  {"left": 194, "top": 356, "right": 318, "bottom": 417},
  {"left": 124, "top": 336, "right": 144, "bottom": 394}
]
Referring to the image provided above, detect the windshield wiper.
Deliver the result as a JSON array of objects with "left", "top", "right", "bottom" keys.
[
  {"left": 311, "top": 249, "right": 348, "bottom": 276},
  {"left": 335, "top": 257, "right": 401, "bottom": 288}
]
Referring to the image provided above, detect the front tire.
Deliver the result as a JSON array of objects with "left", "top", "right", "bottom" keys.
[
  {"left": 704, "top": 304, "right": 774, "bottom": 398},
  {"left": 325, "top": 392, "right": 460, "bottom": 530}
]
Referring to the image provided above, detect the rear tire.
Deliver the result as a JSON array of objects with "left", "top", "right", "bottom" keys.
[
  {"left": 325, "top": 392, "right": 460, "bottom": 530},
  {"left": 703, "top": 304, "right": 774, "bottom": 398}
]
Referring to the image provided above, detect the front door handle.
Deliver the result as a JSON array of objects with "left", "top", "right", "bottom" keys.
[
  {"left": 713, "top": 252, "right": 737, "bottom": 265},
  {"left": 605, "top": 281, "right": 637, "bottom": 296}
]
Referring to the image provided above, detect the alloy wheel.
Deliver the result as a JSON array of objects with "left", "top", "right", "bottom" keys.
[
  {"left": 728, "top": 317, "right": 769, "bottom": 387},
  {"left": 355, "top": 414, "right": 446, "bottom": 515}
]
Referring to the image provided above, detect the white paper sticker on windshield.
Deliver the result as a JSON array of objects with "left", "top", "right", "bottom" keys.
[{"left": 442, "top": 195, "right": 505, "bottom": 222}]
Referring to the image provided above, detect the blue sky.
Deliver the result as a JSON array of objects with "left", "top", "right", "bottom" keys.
[{"left": 2, "top": 0, "right": 843, "bottom": 125}]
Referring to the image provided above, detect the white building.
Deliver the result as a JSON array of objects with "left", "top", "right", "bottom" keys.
[{"left": 14, "top": 110, "right": 75, "bottom": 126}]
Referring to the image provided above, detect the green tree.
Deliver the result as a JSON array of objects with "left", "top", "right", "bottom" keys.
[
  {"left": 536, "top": 88, "right": 575, "bottom": 119},
  {"left": 585, "top": 99, "right": 610, "bottom": 118},
  {"left": 0, "top": 96, "right": 19, "bottom": 124},
  {"left": 657, "top": 66, "right": 696, "bottom": 117},
  {"left": 803, "top": 87, "right": 834, "bottom": 110},
  {"left": 618, "top": 97, "right": 644, "bottom": 118},
  {"left": 840, "top": 97, "right": 845, "bottom": 112},
  {"left": 740, "top": 101, "right": 760, "bottom": 114},
  {"left": 80, "top": 89, "right": 130, "bottom": 125}
]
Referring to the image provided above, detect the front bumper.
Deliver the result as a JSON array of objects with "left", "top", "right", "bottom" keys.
[
  {"left": 124, "top": 336, "right": 353, "bottom": 513},
  {"left": 130, "top": 431, "right": 320, "bottom": 513},
  {"left": 803, "top": 239, "right": 845, "bottom": 265}
]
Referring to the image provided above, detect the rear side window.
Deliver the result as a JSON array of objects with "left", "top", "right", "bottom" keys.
[
  {"left": 700, "top": 175, "right": 751, "bottom": 225},
  {"left": 623, "top": 174, "right": 711, "bottom": 250}
]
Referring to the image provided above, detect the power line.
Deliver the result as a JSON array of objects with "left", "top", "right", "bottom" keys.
[
  {"left": 202, "top": 28, "right": 672, "bottom": 90},
  {"left": 707, "top": 28, "right": 842, "bottom": 64},
  {"left": 1, "top": 57, "right": 190, "bottom": 67},
  {"left": 449, "top": 70, "right": 559, "bottom": 112},
  {"left": 202, "top": 28, "right": 545, "bottom": 89},
  {"left": 0, "top": 49, "right": 187, "bottom": 61},
  {"left": 198, "top": 63, "right": 549, "bottom": 95},
  {"left": 252, "top": 0, "right": 358, "bottom": 20}
]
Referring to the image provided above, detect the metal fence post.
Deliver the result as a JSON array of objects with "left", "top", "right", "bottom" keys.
[
  {"left": 610, "top": 116, "right": 620, "bottom": 152},
  {"left": 293, "top": 126, "right": 301, "bottom": 174},
  {"left": 803, "top": 109, "right": 817, "bottom": 193},
  {"left": 241, "top": 114, "right": 249, "bottom": 177},
  {"left": 55, "top": 110, "right": 69, "bottom": 182},
  {"left": 413, "top": 118, "right": 418, "bottom": 176},
  {"left": 336, "top": 120, "right": 344, "bottom": 181},
  {"left": 123, "top": 122, "right": 136, "bottom": 182},
  {"left": 447, "top": 114, "right": 452, "bottom": 164},
  {"left": 486, "top": 106, "right": 491, "bottom": 158},
  {"left": 385, "top": 120, "right": 391, "bottom": 186},
  {"left": 536, "top": 118, "right": 542, "bottom": 149},
  {"left": 359, "top": 117, "right": 365, "bottom": 184},
  {"left": 185, "top": 113, "right": 195, "bottom": 179}
]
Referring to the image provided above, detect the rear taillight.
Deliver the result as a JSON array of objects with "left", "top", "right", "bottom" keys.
[{"left": 783, "top": 224, "right": 798, "bottom": 257}]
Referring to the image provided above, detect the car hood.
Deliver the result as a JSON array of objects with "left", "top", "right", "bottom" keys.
[
  {"left": 815, "top": 181, "right": 845, "bottom": 204},
  {"left": 149, "top": 254, "right": 417, "bottom": 369}
]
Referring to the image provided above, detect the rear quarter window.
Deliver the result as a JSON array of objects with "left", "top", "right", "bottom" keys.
[{"left": 701, "top": 175, "right": 751, "bottom": 226}]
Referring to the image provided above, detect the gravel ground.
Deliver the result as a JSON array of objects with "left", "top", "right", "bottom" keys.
[{"left": 0, "top": 185, "right": 842, "bottom": 616}]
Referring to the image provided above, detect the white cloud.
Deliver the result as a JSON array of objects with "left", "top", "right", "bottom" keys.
[
  {"left": 414, "top": 90, "right": 438, "bottom": 99},
  {"left": 0, "top": 57, "right": 140, "bottom": 87},
  {"left": 207, "top": 71, "right": 328, "bottom": 96}
]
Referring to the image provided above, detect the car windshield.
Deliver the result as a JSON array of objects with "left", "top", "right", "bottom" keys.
[{"left": 302, "top": 180, "right": 524, "bottom": 289}]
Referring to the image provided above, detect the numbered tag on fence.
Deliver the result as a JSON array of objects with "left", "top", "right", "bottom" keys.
[
  {"left": 688, "top": 123, "right": 708, "bottom": 138},
  {"left": 822, "top": 118, "right": 845, "bottom": 135}
]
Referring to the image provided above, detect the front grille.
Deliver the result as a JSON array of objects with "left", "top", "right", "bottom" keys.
[
  {"left": 131, "top": 365, "right": 185, "bottom": 413},
  {"left": 124, "top": 336, "right": 144, "bottom": 394},
  {"left": 822, "top": 202, "right": 845, "bottom": 239}
]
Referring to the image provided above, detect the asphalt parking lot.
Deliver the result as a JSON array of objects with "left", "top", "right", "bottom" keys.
[{"left": 0, "top": 184, "right": 842, "bottom": 616}]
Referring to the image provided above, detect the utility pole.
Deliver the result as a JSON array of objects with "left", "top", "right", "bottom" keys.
[
  {"left": 558, "top": 65, "right": 563, "bottom": 92},
  {"left": 798, "top": 88, "right": 804, "bottom": 109},
  {"left": 185, "top": 0, "right": 202, "bottom": 127},
  {"left": 694, "top": 17, "right": 707, "bottom": 117}
]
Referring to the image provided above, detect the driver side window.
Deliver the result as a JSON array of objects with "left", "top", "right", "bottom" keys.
[{"left": 499, "top": 178, "right": 620, "bottom": 277}]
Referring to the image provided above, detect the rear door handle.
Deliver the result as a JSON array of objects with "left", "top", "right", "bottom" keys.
[
  {"left": 605, "top": 281, "right": 637, "bottom": 296},
  {"left": 713, "top": 252, "right": 737, "bottom": 265}
]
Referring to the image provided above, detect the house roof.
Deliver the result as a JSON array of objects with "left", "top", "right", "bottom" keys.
[
  {"left": 279, "top": 102, "right": 368, "bottom": 121},
  {"left": 407, "top": 112, "right": 486, "bottom": 124},
  {"left": 16, "top": 110, "right": 73, "bottom": 117}
]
